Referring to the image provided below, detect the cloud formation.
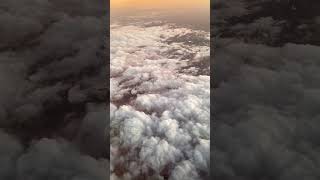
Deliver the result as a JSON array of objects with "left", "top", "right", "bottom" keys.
[
  {"left": 0, "top": 130, "right": 109, "bottom": 180},
  {"left": 212, "top": 0, "right": 320, "bottom": 179},
  {"left": 110, "top": 21, "right": 210, "bottom": 179},
  {"left": 0, "top": 0, "right": 109, "bottom": 178}
]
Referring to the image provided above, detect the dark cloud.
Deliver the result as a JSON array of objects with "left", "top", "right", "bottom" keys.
[
  {"left": 212, "top": 0, "right": 320, "bottom": 179},
  {"left": 0, "top": 0, "right": 109, "bottom": 178},
  {"left": 0, "top": 130, "right": 109, "bottom": 180}
]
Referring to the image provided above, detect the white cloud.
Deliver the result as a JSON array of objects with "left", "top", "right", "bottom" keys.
[{"left": 110, "top": 21, "right": 210, "bottom": 179}]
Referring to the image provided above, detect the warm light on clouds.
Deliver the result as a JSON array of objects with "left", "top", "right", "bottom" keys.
[{"left": 111, "top": 0, "right": 209, "bottom": 11}]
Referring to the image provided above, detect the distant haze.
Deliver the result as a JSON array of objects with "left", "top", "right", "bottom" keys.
[
  {"left": 111, "top": 0, "right": 209, "bottom": 11},
  {"left": 111, "top": 0, "right": 210, "bottom": 31}
]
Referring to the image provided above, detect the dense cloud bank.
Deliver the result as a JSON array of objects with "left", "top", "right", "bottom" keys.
[
  {"left": 110, "top": 22, "right": 210, "bottom": 179},
  {"left": 0, "top": 130, "right": 109, "bottom": 180},
  {"left": 0, "top": 0, "right": 109, "bottom": 179},
  {"left": 212, "top": 0, "right": 320, "bottom": 179}
]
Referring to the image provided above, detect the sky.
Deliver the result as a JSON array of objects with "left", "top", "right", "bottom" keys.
[
  {"left": 111, "top": 0, "right": 209, "bottom": 11},
  {"left": 110, "top": 0, "right": 210, "bottom": 31}
]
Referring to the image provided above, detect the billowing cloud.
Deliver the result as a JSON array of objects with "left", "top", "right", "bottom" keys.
[
  {"left": 0, "top": 130, "right": 109, "bottom": 180},
  {"left": 212, "top": 0, "right": 320, "bottom": 179},
  {"left": 110, "top": 18, "right": 210, "bottom": 179},
  {"left": 0, "top": 0, "right": 109, "bottom": 178}
]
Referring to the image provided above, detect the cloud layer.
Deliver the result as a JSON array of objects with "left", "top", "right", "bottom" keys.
[
  {"left": 212, "top": 0, "right": 320, "bottom": 179},
  {"left": 0, "top": 0, "right": 109, "bottom": 179},
  {"left": 110, "top": 21, "right": 210, "bottom": 180}
]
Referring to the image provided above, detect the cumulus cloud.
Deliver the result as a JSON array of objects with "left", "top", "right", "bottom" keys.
[
  {"left": 170, "top": 161, "right": 201, "bottom": 180},
  {"left": 110, "top": 18, "right": 210, "bottom": 179}
]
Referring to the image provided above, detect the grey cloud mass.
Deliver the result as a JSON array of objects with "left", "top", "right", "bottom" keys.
[
  {"left": 212, "top": 0, "right": 320, "bottom": 179},
  {"left": 0, "top": 0, "right": 109, "bottom": 179}
]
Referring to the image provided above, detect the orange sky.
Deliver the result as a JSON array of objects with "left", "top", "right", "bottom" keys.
[{"left": 111, "top": 0, "right": 209, "bottom": 11}]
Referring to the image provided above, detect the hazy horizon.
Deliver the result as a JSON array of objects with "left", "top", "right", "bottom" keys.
[
  {"left": 110, "top": 0, "right": 210, "bottom": 31},
  {"left": 111, "top": 0, "right": 209, "bottom": 11},
  {"left": 111, "top": 8, "right": 210, "bottom": 32}
]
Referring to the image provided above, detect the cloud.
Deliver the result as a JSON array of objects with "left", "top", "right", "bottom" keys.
[
  {"left": 212, "top": 2, "right": 320, "bottom": 177},
  {"left": 170, "top": 161, "right": 201, "bottom": 180},
  {"left": 0, "top": 0, "right": 109, "bottom": 179},
  {"left": 0, "top": 130, "right": 109, "bottom": 180},
  {"left": 213, "top": 42, "right": 320, "bottom": 179},
  {"left": 110, "top": 20, "right": 210, "bottom": 179},
  {"left": 139, "top": 137, "right": 183, "bottom": 172}
]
